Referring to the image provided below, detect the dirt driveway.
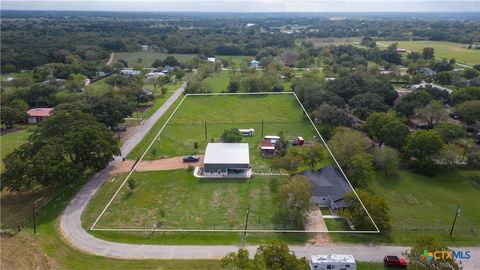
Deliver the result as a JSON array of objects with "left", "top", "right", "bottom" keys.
[
  {"left": 305, "top": 209, "right": 331, "bottom": 244},
  {"left": 113, "top": 155, "right": 204, "bottom": 174}
]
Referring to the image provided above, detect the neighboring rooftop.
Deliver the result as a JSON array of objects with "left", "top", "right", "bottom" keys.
[
  {"left": 301, "top": 165, "right": 353, "bottom": 204},
  {"left": 204, "top": 143, "right": 250, "bottom": 165},
  {"left": 27, "top": 108, "right": 54, "bottom": 117}
]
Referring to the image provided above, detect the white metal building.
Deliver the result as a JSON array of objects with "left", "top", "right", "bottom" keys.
[{"left": 200, "top": 143, "right": 251, "bottom": 178}]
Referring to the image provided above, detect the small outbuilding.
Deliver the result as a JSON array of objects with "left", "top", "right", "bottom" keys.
[
  {"left": 27, "top": 108, "right": 54, "bottom": 124},
  {"left": 199, "top": 143, "right": 252, "bottom": 178},
  {"left": 301, "top": 165, "right": 353, "bottom": 210}
]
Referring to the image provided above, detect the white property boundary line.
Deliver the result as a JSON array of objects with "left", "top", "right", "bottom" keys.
[{"left": 91, "top": 92, "right": 379, "bottom": 234}]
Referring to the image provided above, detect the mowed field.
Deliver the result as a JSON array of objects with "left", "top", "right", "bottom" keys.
[
  {"left": 143, "top": 94, "right": 321, "bottom": 171},
  {"left": 328, "top": 170, "right": 480, "bottom": 245},
  {"left": 380, "top": 40, "right": 479, "bottom": 66},
  {"left": 87, "top": 170, "right": 289, "bottom": 230},
  {"left": 0, "top": 127, "right": 30, "bottom": 171}
]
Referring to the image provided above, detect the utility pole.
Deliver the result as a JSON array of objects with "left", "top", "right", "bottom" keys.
[
  {"left": 243, "top": 205, "right": 251, "bottom": 239},
  {"left": 204, "top": 121, "right": 207, "bottom": 141},
  {"left": 449, "top": 204, "right": 461, "bottom": 237},
  {"left": 32, "top": 203, "right": 37, "bottom": 235},
  {"left": 261, "top": 121, "right": 264, "bottom": 138}
]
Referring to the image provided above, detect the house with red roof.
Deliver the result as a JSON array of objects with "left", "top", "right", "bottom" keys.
[{"left": 27, "top": 108, "right": 54, "bottom": 124}]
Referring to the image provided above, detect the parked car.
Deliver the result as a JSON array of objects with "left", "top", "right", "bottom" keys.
[
  {"left": 383, "top": 256, "right": 407, "bottom": 268},
  {"left": 183, "top": 155, "right": 200, "bottom": 162}
]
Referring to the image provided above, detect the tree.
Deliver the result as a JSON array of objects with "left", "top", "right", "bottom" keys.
[
  {"left": 345, "top": 153, "right": 374, "bottom": 187},
  {"left": 403, "top": 130, "right": 444, "bottom": 175},
  {"left": 348, "top": 93, "right": 388, "bottom": 119},
  {"left": 415, "top": 100, "right": 448, "bottom": 127},
  {"left": 455, "top": 100, "right": 480, "bottom": 123},
  {"left": 12, "top": 73, "right": 33, "bottom": 90},
  {"left": 275, "top": 132, "right": 289, "bottom": 157},
  {"left": 228, "top": 77, "right": 241, "bottom": 93},
  {"left": 105, "top": 74, "right": 130, "bottom": 87},
  {"left": 394, "top": 90, "right": 433, "bottom": 117},
  {"left": 276, "top": 176, "right": 312, "bottom": 227},
  {"left": 312, "top": 104, "right": 352, "bottom": 127},
  {"left": 299, "top": 143, "right": 324, "bottom": 171},
  {"left": 434, "top": 122, "right": 466, "bottom": 143},
  {"left": 221, "top": 241, "right": 308, "bottom": 270},
  {"left": 221, "top": 248, "right": 250, "bottom": 270},
  {"left": 373, "top": 146, "right": 400, "bottom": 176},
  {"left": 434, "top": 71, "right": 452, "bottom": 85},
  {"left": 254, "top": 241, "right": 308, "bottom": 270},
  {"left": 160, "top": 87, "right": 168, "bottom": 97},
  {"left": 65, "top": 73, "right": 87, "bottom": 92},
  {"left": 0, "top": 106, "right": 18, "bottom": 129},
  {"left": 328, "top": 127, "right": 370, "bottom": 167},
  {"left": 156, "top": 75, "right": 171, "bottom": 89},
  {"left": 128, "top": 178, "right": 136, "bottom": 190},
  {"left": 363, "top": 112, "right": 410, "bottom": 149},
  {"left": 340, "top": 190, "right": 391, "bottom": 232},
  {"left": 422, "top": 47, "right": 435, "bottom": 60},
  {"left": 404, "top": 236, "right": 460, "bottom": 270},
  {"left": 271, "top": 152, "right": 303, "bottom": 176},
  {"left": 461, "top": 68, "right": 479, "bottom": 79},
  {"left": 436, "top": 144, "right": 461, "bottom": 170},
  {"left": 221, "top": 128, "right": 242, "bottom": 143},
  {"left": 1, "top": 111, "right": 120, "bottom": 190}
]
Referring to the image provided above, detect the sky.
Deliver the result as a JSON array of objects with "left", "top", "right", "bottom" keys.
[{"left": 1, "top": 0, "right": 479, "bottom": 13}]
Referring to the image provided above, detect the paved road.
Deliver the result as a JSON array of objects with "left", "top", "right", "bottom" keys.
[{"left": 59, "top": 83, "right": 479, "bottom": 268}]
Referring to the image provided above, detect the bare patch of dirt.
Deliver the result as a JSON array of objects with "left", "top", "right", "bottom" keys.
[
  {"left": 112, "top": 156, "right": 204, "bottom": 174},
  {"left": 0, "top": 234, "right": 54, "bottom": 270},
  {"left": 305, "top": 210, "right": 331, "bottom": 245}
]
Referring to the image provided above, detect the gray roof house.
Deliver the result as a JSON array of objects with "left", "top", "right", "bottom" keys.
[
  {"left": 300, "top": 165, "right": 353, "bottom": 210},
  {"left": 200, "top": 143, "right": 252, "bottom": 178}
]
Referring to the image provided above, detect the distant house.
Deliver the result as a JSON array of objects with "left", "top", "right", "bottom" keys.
[
  {"left": 120, "top": 69, "right": 141, "bottom": 76},
  {"left": 409, "top": 117, "right": 429, "bottom": 130},
  {"left": 418, "top": 67, "right": 436, "bottom": 77},
  {"left": 250, "top": 60, "right": 260, "bottom": 68},
  {"left": 161, "top": 65, "right": 174, "bottom": 74},
  {"left": 396, "top": 48, "right": 407, "bottom": 53},
  {"left": 207, "top": 57, "right": 216, "bottom": 63},
  {"left": 145, "top": 72, "right": 166, "bottom": 80},
  {"left": 27, "top": 108, "right": 54, "bottom": 124},
  {"left": 141, "top": 45, "right": 149, "bottom": 51},
  {"left": 410, "top": 81, "right": 453, "bottom": 94},
  {"left": 300, "top": 165, "right": 353, "bottom": 210}
]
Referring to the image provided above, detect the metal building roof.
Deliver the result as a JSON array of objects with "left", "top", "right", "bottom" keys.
[{"left": 204, "top": 143, "right": 249, "bottom": 165}]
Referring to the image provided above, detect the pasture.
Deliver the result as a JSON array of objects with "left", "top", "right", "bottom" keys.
[
  {"left": 380, "top": 40, "right": 479, "bottom": 66},
  {"left": 328, "top": 170, "right": 480, "bottom": 245}
]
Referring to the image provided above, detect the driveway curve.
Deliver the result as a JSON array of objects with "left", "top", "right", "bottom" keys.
[{"left": 60, "top": 83, "right": 479, "bottom": 268}]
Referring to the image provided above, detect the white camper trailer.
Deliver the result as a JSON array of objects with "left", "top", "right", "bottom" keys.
[
  {"left": 309, "top": 255, "right": 356, "bottom": 270},
  {"left": 239, "top": 128, "right": 255, "bottom": 136}
]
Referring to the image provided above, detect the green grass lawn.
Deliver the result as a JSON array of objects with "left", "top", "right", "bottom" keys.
[
  {"left": 380, "top": 40, "right": 479, "bottom": 66},
  {"left": 203, "top": 71, "right": 230, "bottom": 92},
  {"left": 142, "top": 94, "right": 322, "bottom": 172},
  {"left": 327, "top": 170, "right": 480, "bottom": 245},
  {"left": 87, "top": 170, "right": 293, "bottom": 230},
  {"left": 85, "top": 78, "right": 115, "bottom": 96},
  {"left": 0, "top": 127, "right": 30, "bottom": 171},
  {"left": 114, "top": 51, "right": 198, "bottom": 67}
]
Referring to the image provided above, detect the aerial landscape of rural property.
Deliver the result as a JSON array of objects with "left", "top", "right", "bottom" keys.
[{"left": 0, "top": 1, "right": 479, "bottom": 269}]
